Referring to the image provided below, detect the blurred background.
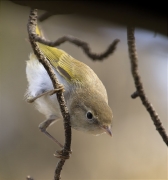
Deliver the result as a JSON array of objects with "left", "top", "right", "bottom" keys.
[{"left": 0, "top": 1, "right": 167, "bottom": 180}]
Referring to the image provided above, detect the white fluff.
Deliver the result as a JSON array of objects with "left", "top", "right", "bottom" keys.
[{"left": 25, "top": 53, "right": 67, "bottom": 119}]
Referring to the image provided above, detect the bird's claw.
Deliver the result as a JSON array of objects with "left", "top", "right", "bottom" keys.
[
  {"left": 54, "top": 149, "right": 72, "bottom": 160},
  {"left": 49, "top": 85, "right": 65, "bottom": 96}
]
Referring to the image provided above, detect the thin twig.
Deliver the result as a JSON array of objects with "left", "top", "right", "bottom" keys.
[
  {"left": 37, "top": 11, "right": 120, "bottom": 60},
  {"left": 127, "top": 26, "right": 168, "bottom": 146},
  {"left": 131, "top": 91, "right": 139, "bottom": 99},
  {"left": 32, "top": 32, "right": 120, "bottom": 61},
  {"left": 27, "top": 9, "right": 72, "bottom": 180}
]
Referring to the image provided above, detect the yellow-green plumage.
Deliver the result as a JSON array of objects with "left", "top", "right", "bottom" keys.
[{"left": 37, "top": 43, "right": 99, "bottom": 85}]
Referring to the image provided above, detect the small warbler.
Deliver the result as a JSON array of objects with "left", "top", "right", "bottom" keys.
[{"left": 25, "top": 26, "right": 113, "bottom": 139}]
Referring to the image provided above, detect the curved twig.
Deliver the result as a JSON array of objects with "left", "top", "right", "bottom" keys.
[
  {"left": 37, "top": 11, "right": 120, "bottom": 60},
  {"left": 127, "top": 26, "right": 168, "bottom": 146},
  {"left": 32, "top": 31, "right": 120, "bottom": 61},
  {"left": 27, "top": 9, "right": 72, "bottom": 180}
]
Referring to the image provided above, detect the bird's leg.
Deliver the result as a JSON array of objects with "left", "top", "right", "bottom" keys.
[
  {"left": 39, "top": 116, "right": 72, "bottom": 159},
  {"left": 38, "top": 115, "right": 63, "bottom": 148},
  {"left": 27, "top": 85, "right": 64, "bottom": 103}
]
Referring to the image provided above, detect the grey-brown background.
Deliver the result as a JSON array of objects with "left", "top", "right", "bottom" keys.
[{"left": 0, "top": 1, "right": 167, "bottom": 180}]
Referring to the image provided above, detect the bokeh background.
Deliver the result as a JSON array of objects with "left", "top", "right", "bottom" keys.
[{"left": 0, "top": 1, "right": 167, "bottom": 180}]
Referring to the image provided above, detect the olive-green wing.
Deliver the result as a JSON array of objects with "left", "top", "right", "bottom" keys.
[{"left": 36, "top": 25, "right": 96, "bottom": 86}]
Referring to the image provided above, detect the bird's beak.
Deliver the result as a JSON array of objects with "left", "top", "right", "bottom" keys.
[{"left": 101, "top": 125, "right": 112, "bottom": 137}]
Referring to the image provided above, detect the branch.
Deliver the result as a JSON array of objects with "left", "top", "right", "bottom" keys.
[
  {"left": 27, "top": 9, "right": 72, "bottom": 180},
  {"left": 32, "top": 27, "right": 120, "bottom": 61},
  {"left": 127, "top": 26, "right": 168, "bottom": 146}
]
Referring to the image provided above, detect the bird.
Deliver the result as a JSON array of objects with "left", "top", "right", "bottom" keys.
[{"left": 25, "top": 25, "right": 113, "bottom": 145}]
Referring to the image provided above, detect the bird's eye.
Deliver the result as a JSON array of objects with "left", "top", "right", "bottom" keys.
[{"left": 86, "top": 111, "right": 93, "bottom": 120}]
